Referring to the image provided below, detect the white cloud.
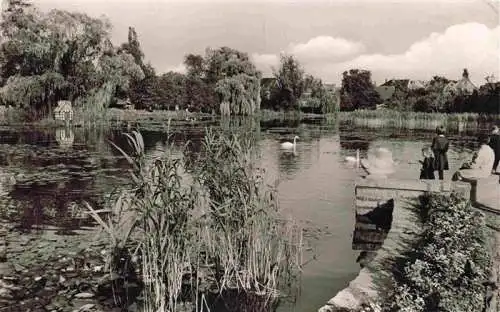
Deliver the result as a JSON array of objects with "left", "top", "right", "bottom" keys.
[
  {"left": 329, "top": 22, "right": 500, "bottom": 85},
  {"left": 252, "top": 23, "right": 500, "bottom": 86},
  {"left": 251, "top": 36, "right": 364, "bottom": 77},
  {"left": 288, "top": 36, "right": 365, "bottom": 62},
  {"left": 164, "top": 63, "right": 187, "bottom": 74},
  {"left": 251, "top": 53, "right": 280, "bottom": 76}
]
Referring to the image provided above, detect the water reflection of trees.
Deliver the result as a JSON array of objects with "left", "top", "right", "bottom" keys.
[
  {"left": 6, "top": 149, "right": 103, "bottom": 231},
  {"left": 0, "top": 128, "right": 53, "bottom": 146},
  {"left": 339, "top": 130, "right": 374, "bottom": 152},
  {"left": 0, "top": 128, "right": 134, "bottom": 231},
  {"left": 261, "top": 118, "right": 300, "bottom": 130}
]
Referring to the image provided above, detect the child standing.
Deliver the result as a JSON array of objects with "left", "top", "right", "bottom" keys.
[{"left": 419, "top": 146, "right": 435, "bottom": 180}]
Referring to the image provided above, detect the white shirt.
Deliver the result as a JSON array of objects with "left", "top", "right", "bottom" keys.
[{"left": 470, "top": 144, "right": 495, "bottom": 177}]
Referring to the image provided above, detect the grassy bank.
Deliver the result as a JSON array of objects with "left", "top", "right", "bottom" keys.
[
  {"left": 1, "top": 106, "right": 499, "bottom": 131},
  {"left": 86, "top": 129, "right": 303, "bottom": 311},
  {"left": 370, "top": 193, "right": 492, "bottom": 312},
  {"left": 259, "top": 109, "right": 326, "bottom": 121},
  {"left": 338, "top": 110, "right": 500, "bottom": 131},
  {"left": 0, "top": 106, "right": 214, "bottom": 128}
]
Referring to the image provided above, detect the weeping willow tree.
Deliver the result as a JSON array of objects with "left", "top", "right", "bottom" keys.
[
  {"left": 215, "top": 74, "right": 260, "bottom": 116},
  {"left": 201, "top": 47, "right": 262, "bottom": 116},
  {"left": 75, "top": 52, "right": 144, "bottom": 116},
  {"left": 0, "top": 72, "right": 68, "bottom": 118},
  {"left": 0, "top": 0, "right": 144, "bottom": 120}
]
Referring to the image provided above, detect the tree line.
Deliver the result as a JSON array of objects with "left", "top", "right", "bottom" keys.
[
  {"left": 0, "top": 0, "right": 497, "bottom": 119},
  {"left": 338, "top": 69, "right": 500, "bottom": 114},
  {"left": 0, "top": 0, "right": 337, "bottom": 119}
]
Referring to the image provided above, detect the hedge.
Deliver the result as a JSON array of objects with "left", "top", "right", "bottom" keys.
[{"left": 366, "top": 193, "right": 492, "bottom": 312}]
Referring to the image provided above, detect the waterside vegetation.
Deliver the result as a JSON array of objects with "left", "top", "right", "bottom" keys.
[
  {"left": 85, "top": 129, "right": 303, "bottom": 311},
  {"left": 368, "top": 193, "right": 492, "bottom": 312}
]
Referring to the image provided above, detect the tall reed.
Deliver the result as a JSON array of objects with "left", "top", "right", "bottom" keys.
[
  {"left": 338, "top": 109, "right": 500, "bottom": 131},
  {"left": 189, "top": 128, "right": 302, "bottom": 297},
  {"left": 87, "top": 127, "right": 303, "bottom": 312}
]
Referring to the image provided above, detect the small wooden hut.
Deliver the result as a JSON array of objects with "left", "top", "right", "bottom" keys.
[{"left": 54, "top": 100, "right": 73, "bottom": 122}]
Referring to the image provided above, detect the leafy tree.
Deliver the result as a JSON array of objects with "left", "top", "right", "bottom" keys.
[
  {"left": 185, "top": 75, "right": 217, "bottom": 113},
  {"left": 118, "top": 26, "right": 155, "bottom": 108},
  {"left": 184, "top": 54, "right": 204, "bottom": 78},
  {"left": 201, "top": 47, "right": 261, "bottom": 115},
  {"left": 204, "top": 47, "right": 259, "bottom": 84},
  {"left": 272, "top": 54, "right": 305, "bottom": 111},
  {"left": 299, "top": 75, "right": 337, "bottom": 113},
  {"left": 215, "top": 74, "right": 260, "bottom": 116},
  {"left": 156, "top": 72, "right": 186, "bottom": 110},
  {"left": 340, "top": 69, "right": 380, "bottom": 111},
  {"left": 119, "top": 26, "right": 154, "bottom": 78},
  {"left": 0, "top": 1, "right": 143, "bottom": 119}
]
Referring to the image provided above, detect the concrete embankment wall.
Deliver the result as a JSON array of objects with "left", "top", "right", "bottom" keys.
[{"left": 318, "top": 179, "right": 471, "bottom": 312}]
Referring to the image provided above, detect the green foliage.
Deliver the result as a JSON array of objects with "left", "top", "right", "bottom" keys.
[
  {"left": 340, "top": 69, "right": 381, "bottom": 111},
  {"left": 381, "top": 74, "right": 499, "bottom": 115},
  {"left": 186, "top": 128, "right": 302, "bottom": 293},
  {"left": 215, "top": 74, "right": 260, "bottom": 116},
  {"left": 0, "top": 1, "right": 143, "bottom": 119},
  {"left": 272, "top": 54, "right": 305, "bottom": 111},
  {"left": 303, "top": 75, "right": 338, "bottom": 114},
  {"left": 154, "top": 72, "right": 187, "bottom": 110},
  {"left": 87, "top": 129, "right": 302, "bottom": 311},
  {"left": 204, "top": 47, "right": 260, "bottom": 84},
  {"left": 379, "top": 193, "right": 491, "bottom": 312},
  {"left": 206, "top": 47, "right": 261, "bottom": 115},
  {"left": 184, "top": 53, "right": 205, "bottom": 78},
  {"left": 185, "top": 75, "right": 217, "bottom": 113}
]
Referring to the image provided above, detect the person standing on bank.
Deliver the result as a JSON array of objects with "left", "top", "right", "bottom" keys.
[
  {"left": 431, "top": 126, "right": 449, "bottom": 180},
  {"left": 489, "top": 125, "right": 500, "bottom": 174}
]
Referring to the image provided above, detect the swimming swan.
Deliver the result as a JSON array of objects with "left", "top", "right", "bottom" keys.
[
  {"left": 345, "top": 149, "right": 360, "bottom": 166},
  {"left": 281, "top": 136, "right": 299, "bottom": 149}
]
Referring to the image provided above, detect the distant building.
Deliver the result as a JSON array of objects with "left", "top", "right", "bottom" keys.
[
  {"left": 375, "top": 86, "right": 396, "bottom": 102},
  {"left": 440, "top": 69, "right": 477, "bottom": 96},
  {"left": 375, "top": 78, "right": 430, "bottom": 102},
  {"left": 260, "top": 77, "right": 278, "bottom": 89},
  {"left": 54, "top": 100, "right": 73, "bottom": 122},
  {"left": 455, "top": 69, "right": 477, "bottom": 94}
]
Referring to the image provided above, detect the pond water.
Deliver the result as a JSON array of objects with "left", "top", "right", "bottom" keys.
[{"left": 0, "top": 117, "right": 488, "bottom": 312}]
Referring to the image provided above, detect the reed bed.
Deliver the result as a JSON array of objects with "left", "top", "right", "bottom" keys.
[
  {"left": 338, "top": 110, "right": 500, "bottom": 131},
  {"left": 86, "top": 128, "right": 303, "bottom": 312}
]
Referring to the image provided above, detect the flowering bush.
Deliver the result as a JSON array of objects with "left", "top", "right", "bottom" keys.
[{"left": 379, "top": 192, "right": 491, "bottom": 312}]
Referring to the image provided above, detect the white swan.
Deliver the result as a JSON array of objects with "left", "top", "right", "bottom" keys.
[
  {"left": 281, "top": 136, "right": 299, "bottom": 149},
  {"left": 345, "top": 149, "right": 360, "bottom": 167}
]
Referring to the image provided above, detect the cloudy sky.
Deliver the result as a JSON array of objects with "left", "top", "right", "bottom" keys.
[{"left": 32, "top": 0, "right": 499, "bottom": 86}]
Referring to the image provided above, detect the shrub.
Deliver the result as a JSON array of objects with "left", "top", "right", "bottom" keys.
[{"left": 379, "top": 193, "right": 491, "bottom": 312}]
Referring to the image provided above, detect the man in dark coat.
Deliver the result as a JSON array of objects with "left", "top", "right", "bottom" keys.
[
  {"left": 490, "top": 125, "right": 500, "bottom": 174},
  {"left": 432, "top": 126, "right": 449, "bottom": 180}
]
